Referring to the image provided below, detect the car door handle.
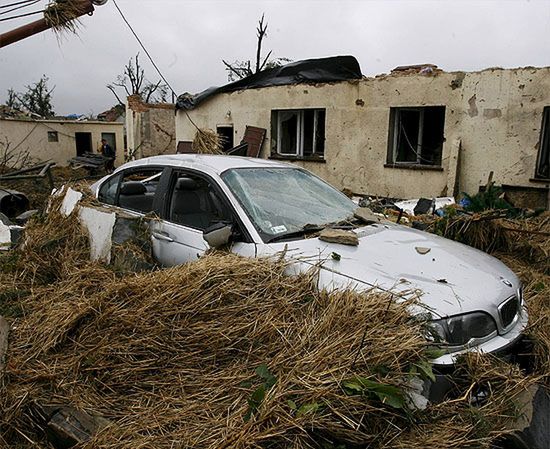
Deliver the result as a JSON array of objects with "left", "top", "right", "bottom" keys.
[{"left": 152, "top": 231, "right": 174, "bottom": 242}]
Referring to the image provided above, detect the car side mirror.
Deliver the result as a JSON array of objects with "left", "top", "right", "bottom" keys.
[{"left": 203, "top": 222, "right": 233, "bottom": 248}]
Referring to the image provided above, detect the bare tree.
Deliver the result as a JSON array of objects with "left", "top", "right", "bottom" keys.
[
  {"left": 222, "top": 14, "right": 291, "bottom": 82},
  {"left": 0, "top": 136, "right": 36, "bottom": 174},
  {"left": 107, "top": 53, "right": 169, "bottom": 106}
]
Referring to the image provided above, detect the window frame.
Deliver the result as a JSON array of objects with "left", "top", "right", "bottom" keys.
[
  {"left": 387, "top": 106, "right": 445, "bottom": 168},
  {"left": 272, "top": 108, "right": 326, "bottom": 159},
  {"left": 47, "top": 131, "right": 58, "bottom": 142},
  {"left": 534, "top": 106, "right": 550, "bottom": 180}
]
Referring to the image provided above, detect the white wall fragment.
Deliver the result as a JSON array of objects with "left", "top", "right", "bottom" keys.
[
  {"left": 78, "top": 206, "right": 117, "bottom": 263},
  {"left": 60, "top": 188, "right": 83, "bottom": 217},
  {"left": 0, "top": 222, "right": 11, "bottom": 250}
]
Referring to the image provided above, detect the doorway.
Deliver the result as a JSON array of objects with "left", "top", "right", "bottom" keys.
[{"left": 75, "top": 132, "right": 92, "bottom": 156}]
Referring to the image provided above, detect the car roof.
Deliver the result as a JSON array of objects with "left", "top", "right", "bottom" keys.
[{"left": 115, "top": 154, "right": 293, "bottom": 177}]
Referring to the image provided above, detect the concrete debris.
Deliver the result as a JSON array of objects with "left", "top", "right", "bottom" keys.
[
  {"left": 354, "top": 207, "right": 382, "bottom": 224},
  {"left": 319, "top": 228, "right": 359, "bottom": 246},
  {"left": 415, "top": 246, "right": 431, "bottom": 255},
  {"left": 31, "top": 403, "right": 109, "bottom": 449},
  {"left": 14, "top": 209, "right": 38, "bottom": 225},
  {"left": 0, "top": 212, "right": 24, "bottom": 250}
]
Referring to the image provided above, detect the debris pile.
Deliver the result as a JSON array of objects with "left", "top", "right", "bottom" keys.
[{"left": 0, "top": 186, "right": 546, "bottom": 449}]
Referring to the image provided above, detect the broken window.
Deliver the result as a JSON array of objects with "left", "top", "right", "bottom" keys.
[
  {"left": 535, "top": 107, "right": 550, "bottom": 179},
  {"left": 216, "top": 125, "right": 234, "bottom": 152},
  {"left": 47, "top": 131, "right": 58, "bottom": 142},
  {"left": 271, "top": 109, "right": 326, "bottom": 158},
  {"left": 387, "top": 106, "right": 445, "bottom": 166}
]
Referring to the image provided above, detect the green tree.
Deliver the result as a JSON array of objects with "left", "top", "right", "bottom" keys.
[{"left": 6, "top": 75, "right": 55, "bottom": 118}]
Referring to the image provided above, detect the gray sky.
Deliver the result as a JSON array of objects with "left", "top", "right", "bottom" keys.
[{"left": 1, "top": 0, "right": 549, "bottom": 115}]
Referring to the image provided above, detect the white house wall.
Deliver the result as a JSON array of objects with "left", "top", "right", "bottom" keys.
[{"left": 175, "top": 67, "right": 550, "bottom": 200}]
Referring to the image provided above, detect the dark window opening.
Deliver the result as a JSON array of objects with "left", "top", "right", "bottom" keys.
[
  {"left": 535, "top": 107, "right": 550, "bottom": 179},
  {"left": 75, "top": 132, "right": 92, "bottom": 156},
  {"left": 216, "top": 125, "right": 234, "bottom": 152},
  {"left": 271, "top": 109, "right": 326, "bottom": 158},
  {"left": 388, "top": 106, "right": 445, "bottom": 166},
  {"left": 101, "top": 132, "right": 117, "bottom": 152},
  {"left": 47, "top": 131, "right": 58, "bottom": 142}
]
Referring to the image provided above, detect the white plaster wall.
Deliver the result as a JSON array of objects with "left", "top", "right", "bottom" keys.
[
  {"left": 0, "top": 119, "right": 124, "bottom": 167},
  {"left": 175, "top": 67, "right": 550, "bottom": 199}
]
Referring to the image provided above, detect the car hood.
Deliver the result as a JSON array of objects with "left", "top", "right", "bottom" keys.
[{"left": 259, "top": 222, "right": 520, "bottom": 321}]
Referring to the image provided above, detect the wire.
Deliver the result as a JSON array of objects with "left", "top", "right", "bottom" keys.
[
  {"left": 0, "top": 8, "right": 43, "bottom": 21},
  {"left": 0, "top": 0, "right": 40, "bottom": 15},
  {"left": 0, "top": 0, "right": 37, "bottom": 9},
  {"left": 111, "top": 0, "right": 176, "bottom": 98}
]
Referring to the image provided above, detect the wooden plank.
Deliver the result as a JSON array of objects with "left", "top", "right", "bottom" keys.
[
  {"left": 177, "top": 141, "right": 194, "bottom": 154},
  {"left": 241, "top": 126, "right": 266, "bottom": 158}
]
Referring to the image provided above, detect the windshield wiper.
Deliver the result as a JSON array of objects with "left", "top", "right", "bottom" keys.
[{"left": 266, "top": 225, "right": 325, "bottom": 243}]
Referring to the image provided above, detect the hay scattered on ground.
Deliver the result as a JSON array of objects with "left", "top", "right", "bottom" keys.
[
  {"left": 0, "top": 193, "right": 546, "bottom": 448},
  {"left": 192, "top": 129, "right": 224, "bottom": 154}
]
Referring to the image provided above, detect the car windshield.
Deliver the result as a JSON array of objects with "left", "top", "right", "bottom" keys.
[{"left": 221, "top": 167, "right": 357, "bottom": 242}]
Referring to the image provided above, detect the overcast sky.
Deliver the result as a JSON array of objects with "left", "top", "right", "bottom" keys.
[{"left": 1, "top": 0, "right": 549, "bottom": 115}]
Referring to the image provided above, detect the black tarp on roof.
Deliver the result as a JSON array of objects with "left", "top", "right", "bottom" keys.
[{"left": 176, "top": 55, "right": 362, "bottom": 111}]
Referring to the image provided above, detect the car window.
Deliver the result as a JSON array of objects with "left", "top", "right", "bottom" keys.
[
  {"left": 221, "top": 167, "right": 356, "bottom": 241},
  {"left": 98, "top": 173, "right": 122, "bottom": 205},
  {"left": 167, "top": 173, "right": 232, "bottom": 230},
  {"left": 117, "top": 168, "right": 164, "bottom": 213}
]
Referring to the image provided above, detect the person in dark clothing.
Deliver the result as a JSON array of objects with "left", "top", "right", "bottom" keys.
[{"left": 100, "top": 139, "right": 115, "bottom": 173}]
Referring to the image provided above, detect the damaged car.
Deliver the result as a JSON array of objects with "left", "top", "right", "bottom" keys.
[{"left": 91, "top": 154, "right": 529, "bottom": 399}]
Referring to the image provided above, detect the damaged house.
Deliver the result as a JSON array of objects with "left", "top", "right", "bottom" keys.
[{"left": 175, "top": 56, "right": 550, "bottom": 209}]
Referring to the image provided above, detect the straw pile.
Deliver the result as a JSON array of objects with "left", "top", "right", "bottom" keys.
[
  {"left": 424, "top": 211, "right": 550, "bottom": 274},
  {"left": 0, "top": 191, "right": 544, "bottom": 448},
  {"left": 192, "top": 129, "right": 224, "bottom": 155}
]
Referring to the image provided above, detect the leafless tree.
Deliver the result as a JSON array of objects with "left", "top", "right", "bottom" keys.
[
  {"left": 107, "top": 53, "right": 168, "bottom": 106},
  {"left": 222, "top": 14, "right": 291, "bottom": 81},
  {"left": 0, "top": 136, "right": 36, "bottom": 175}
]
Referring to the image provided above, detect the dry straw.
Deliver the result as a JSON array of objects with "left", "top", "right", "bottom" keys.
[
  {"left": 192, "top": 129, "right": 224, "bottom": 155},
  {"left": 0, "top": 188, "right": 545, "bottom": 448}
]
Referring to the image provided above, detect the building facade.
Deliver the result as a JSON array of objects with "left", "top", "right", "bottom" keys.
[
  {"left": 175, "top": 65, "right": 550, "bottom": 208},
  {"left": 0, "top": 117, "right": 124, "bottom": 167}
]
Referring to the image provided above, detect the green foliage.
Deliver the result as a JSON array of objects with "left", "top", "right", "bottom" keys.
[
  {"left": 6, "top": 75, "right": 55, "bottom": 118},
  {"left": 462, "top": 185, "right": 513, "bottom": 213},
  {"left": 244, "top": 364, "right": 278, "bottom": 421},
  {"left": 342, "top": 377, "right": 406, "bottom": 409}
]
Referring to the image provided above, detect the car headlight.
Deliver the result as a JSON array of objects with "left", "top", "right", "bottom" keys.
[{"left": 429, "top": 312, "right": 497, "bottom": 348}]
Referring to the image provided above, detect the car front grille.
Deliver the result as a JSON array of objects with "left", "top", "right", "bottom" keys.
[{"left": 499, "top": 296, "right": 519, "bottom": 329}]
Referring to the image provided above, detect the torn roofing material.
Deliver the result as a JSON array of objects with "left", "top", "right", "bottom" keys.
[{"left": 176, "top": 55, "right": 362, "bottom": 111}]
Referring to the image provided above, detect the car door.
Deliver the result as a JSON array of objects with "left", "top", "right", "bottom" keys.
[{"left": 151, "top": 169, "right": 256, "bottom": 267}]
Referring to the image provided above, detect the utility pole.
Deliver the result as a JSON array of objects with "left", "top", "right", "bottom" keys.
[{"left": 0, "top": 0, "right": 107, "bottom": 48}]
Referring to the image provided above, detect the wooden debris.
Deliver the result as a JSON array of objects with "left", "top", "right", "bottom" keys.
[
  {"left": 319, "top": 228, "right": 359, "bottom": 246},
  {"left": 0, "top": 316, "right": 8, "bottom": 379}
]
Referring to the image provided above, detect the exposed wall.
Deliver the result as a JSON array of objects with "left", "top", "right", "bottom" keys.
[
  {"left": 0, "top": 119, "right": 124, "bottom": 167},
  {"left": 175, "top": 67, "right": 550, "bottom": 202},
  {"left": 126, "top": 95, "right": 176, "bottom": 159}
]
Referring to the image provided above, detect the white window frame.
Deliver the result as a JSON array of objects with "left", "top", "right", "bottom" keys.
[
  {"left": 392, "top": 107, "right": 425, "bottom": 164},
  {"left": 275, "top": 109, "right": 325, "bottom": 157}
]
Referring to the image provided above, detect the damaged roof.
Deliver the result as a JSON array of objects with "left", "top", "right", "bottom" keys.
[{"left": 176, "top": 55, "right": 363, "bottom": 111}]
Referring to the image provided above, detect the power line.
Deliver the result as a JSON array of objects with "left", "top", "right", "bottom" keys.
[
  {"left": 0, "top": 0, "right": 40, "bottom": 15},
  {"left": 0, "top": 8, "right": 43, "bottom": 22},
  {"left": 0, "top": 0, "right": 38, "bottom": 9},
  {"left": 111, "top": 0, "right": 176, "bottom": 98}
]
